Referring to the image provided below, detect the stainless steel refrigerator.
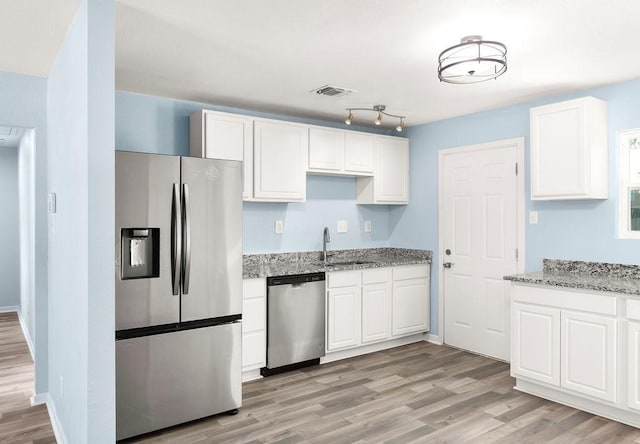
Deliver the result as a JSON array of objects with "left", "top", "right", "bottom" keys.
[{"left": 115, "top": 151, "right": 242, "bottom": 440}]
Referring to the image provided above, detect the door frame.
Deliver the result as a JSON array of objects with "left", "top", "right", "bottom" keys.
[{"left": 437, "top": 137, "right": 526, "bottom": 347}]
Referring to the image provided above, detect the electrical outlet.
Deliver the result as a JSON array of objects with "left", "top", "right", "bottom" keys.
[
  {"left": 529, "top": 211, "right": 538, "bottom": 224},
  {"left": 59, "top": 376, "right": 64, "bottom": 399},
  {"left": 274, "top": 220, "right": 284, "bottom": 234},
  {"left": 364, "top": 220, "right": 372, "bottom": 233},
  {"left": 47, "top": 192, "right": 56, "bottom": 213},
  {"left": 337, "top": 220, "right": 348, "bottom": 233}
]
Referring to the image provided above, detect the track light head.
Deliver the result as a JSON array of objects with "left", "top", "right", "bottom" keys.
[
  {"left": 396, "top": 119, "right": 405, "bottom": 132},
  {"left": 374, "top": 112, "right": 383, "bottom": 125},
  {"left": 345, "top": 111, "right": 353, "bottom": 125}
]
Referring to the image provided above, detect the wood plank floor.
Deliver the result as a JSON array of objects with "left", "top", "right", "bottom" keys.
[
  {"left": 134, "top": 342, "right": 640, "bottom": 444},
  {"left": 0, "top": 312, "right": 55, "bottom": 444}
]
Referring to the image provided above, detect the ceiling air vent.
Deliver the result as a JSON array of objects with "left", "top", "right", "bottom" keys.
[{"left": 311, "top": 85, "right": 356, "bottom": 97}]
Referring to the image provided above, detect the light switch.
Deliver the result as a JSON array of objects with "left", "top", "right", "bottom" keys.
[
  {"left": 337, "top": 220, "right": 348, "bottom": 233},
  {"left": 529, "top": 211, "right": 538, "bottom": 224},
  {"left": 364, "top": 220, "right": 372, "bottom": 233},
  {"left": 274, "top": 220, "right": 284, "bottom": 234}
]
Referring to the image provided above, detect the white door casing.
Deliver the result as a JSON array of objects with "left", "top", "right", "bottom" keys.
[{"left": 440, "top": 138, "right": 524, "bottom": 361}]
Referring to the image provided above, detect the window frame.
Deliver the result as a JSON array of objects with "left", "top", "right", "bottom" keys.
[{"left": 618, "top": 129, "right": 640, "bottom": 239}]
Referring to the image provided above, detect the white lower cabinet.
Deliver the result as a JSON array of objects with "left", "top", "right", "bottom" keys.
[
  {"left": 561, "top": 310, "right": 616, "bottom": 402},
  {"left": 242, "top": 278, "right": 266, "bottom": 375},
  {"left": 510, "top": 283, "right": 640, "bottom": 427},
  {"left": 327, "top": 285, "right": 361, "bottom": 350},
  {"left": 392, "top": 266, "right": 430, "bottom": 336},
  {"left": 511, "top": 303, "right": 560, "bottom": 386},
  {"left": 628, "top": 322, "right": 640, "bottom": 411},
  {"left": 326, "top": 265, "right": 429, "bottom": 354},
  {"left": 361, "top": 269, "right": 391, "bottom": 344}
]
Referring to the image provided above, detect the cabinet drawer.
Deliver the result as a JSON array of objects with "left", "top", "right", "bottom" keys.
[
  {"left": 627, "top": 299, "right": 640, "bottom": 321},
  {"left": 512, "top": 284, "right": 616, "bottom": 316},
  {"left": 362, "top": 267, "right": 391, "bottom": 284},
  {"left": 243, "top": 278, "right": 266, "bottom": 299},
  {"left": 393, "top": 265, "right": 429, "bottom": 281},
  {"left": 328, "top": 271, "right": 361, "bottom": 288}
]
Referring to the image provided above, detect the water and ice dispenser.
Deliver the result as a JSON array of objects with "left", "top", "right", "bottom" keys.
[{"left": 120, "top": 228, "right": 160, "bottom": 279}]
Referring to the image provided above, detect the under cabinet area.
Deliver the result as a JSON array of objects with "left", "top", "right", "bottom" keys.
[
  {"left": 326, "top": 264, "right": 429, "bottom": 355},
  {"left": 529, "top": 96, "right": 608, "bottom": 200}
]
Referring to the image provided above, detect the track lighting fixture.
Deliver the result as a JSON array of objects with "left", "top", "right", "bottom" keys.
[{"left": 343, "top": 105, "right": 406, "bottom": 132}]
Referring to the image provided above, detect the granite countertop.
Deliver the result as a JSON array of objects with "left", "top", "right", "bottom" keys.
[
  {"left": 243, "top": 248, "right": 432, "bottom": 279},
  {"left": 504, "top": 259, "right": 640, "bottom": 296}
]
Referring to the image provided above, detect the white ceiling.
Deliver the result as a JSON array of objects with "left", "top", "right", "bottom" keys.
[
  {"left": 2, "top": 1, "right": 640, "bottom": 129},
  {"left": 0, "top": 0, "right": 81, "bottom": 77}
]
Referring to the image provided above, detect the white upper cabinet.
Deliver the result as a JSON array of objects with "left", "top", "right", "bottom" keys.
[
  {"left": 253, "top": 120, "right": 307, "bottom": 202},
  {"left": 357, "top": 136, "right": 409, "bottom": 204},
  {"left": 308, "top": 127, "right": 344, "bottom": 172},
  {"left": 530, "top": 96, "right": 608, "bottom": 200},
  {"left": 308, "top": 127, "right": 374, "bottom": 175},
  {"left": 189, "top": 110, "right": 254, "bottom": 199},
  {"left": 344, "top": 132, "right": 375, "bottom": 174}
]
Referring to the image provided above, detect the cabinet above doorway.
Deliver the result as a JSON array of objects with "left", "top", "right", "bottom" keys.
[{"left": 190, "top": 109, "right": 409, "bottom": 205}]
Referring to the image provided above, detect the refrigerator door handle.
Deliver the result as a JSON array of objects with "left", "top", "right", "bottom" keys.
[
  {"left": 182, "top": 183, "right": 192, "bottom": 295},
  {"left": 171, "top": 183, "right": 182, "bottom": 296}
]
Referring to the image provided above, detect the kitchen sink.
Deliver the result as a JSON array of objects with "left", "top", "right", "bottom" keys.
[{"left": 325, "top": 260, "right": 378, "bottom": 266}]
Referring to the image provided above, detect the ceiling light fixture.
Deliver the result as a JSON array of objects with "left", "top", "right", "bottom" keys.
[
  {"left": 344, "top": 105, "right": 406, "bottom": 132},
  {"left": 437, "top": 35, "right": 507, "bottom": 84}
]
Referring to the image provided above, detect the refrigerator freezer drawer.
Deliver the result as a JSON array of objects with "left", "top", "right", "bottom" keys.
[{"left": 116, "top": 323, "right": 242, "bottom": 440}]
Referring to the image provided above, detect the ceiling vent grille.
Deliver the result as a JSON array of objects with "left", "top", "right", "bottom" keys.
[{"left": 311, "top": 85, "right": 356, "bottom": 97}]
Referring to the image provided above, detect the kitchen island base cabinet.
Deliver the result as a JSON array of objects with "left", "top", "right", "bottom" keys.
[
  {"left": 510, "top": 283, "right": 640, "bottom": 428},
  {"left": 628, "top": 322, "right": 640, "bottom": 411}
]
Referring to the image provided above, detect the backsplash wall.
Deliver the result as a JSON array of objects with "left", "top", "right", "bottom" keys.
[{"left": 115, "top": 91, "right": 394, "bottom": 253}]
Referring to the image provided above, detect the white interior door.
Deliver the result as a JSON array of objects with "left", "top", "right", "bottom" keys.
[{"left": 442, "top": 141, "right": 520, "bottom": 361}]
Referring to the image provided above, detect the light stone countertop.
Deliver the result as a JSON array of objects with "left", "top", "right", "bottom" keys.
[
  {"left": 243, "top": 248, "right": 432, "bottom": 279},
  {"left": 504, "top": 259, "right": 640, "bottom": 296}
]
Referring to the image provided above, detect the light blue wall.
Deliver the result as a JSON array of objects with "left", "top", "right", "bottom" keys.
[
  {"left": 47, "top": 0, "right": 115, "bottom": 442},
  {"left": 391, "top": 77, "right": 640, "bottom": 335},
  {"left": 0, "top": 147, "right": 20, "bottom": 307},
  {"left": 0, "top": 71, "right": 48, "bottom": 393},
  {"left": 116, "top": 91, "right": 395, "bottom": 253}
]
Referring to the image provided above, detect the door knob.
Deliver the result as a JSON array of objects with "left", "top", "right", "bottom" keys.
[{"left": 443, "top": 262, "right": 453, "bottom": 268}]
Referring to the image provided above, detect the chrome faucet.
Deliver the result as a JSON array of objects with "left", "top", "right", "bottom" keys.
[{"left": 322, "top": 227, "right": 331, "bottom": 262}]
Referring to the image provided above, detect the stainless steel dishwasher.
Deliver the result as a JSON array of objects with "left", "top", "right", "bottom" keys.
[{"left": 262, "top": 272, "right": 326, "bottom": 376}]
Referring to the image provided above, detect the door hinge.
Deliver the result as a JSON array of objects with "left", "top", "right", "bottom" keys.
[
  {"left": 515, "top": 248, "right": 519, "bottom": 260},
  {"left": 515, "top": 162, "right": 518, "bottom": 175}
]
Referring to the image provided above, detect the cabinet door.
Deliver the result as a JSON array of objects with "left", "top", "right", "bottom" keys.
[
  {"left": 254, "top": 120, "right": 307, "bottom": 201},
  {"left": 628, "top": 322, "right": 640, "bottom": 411},
  {"left": 391, "top": 277, "right": 428, "bottom": 336},
  {"left": 327, "top": 286, "right": 360, "bottom": 350},
  {"left": 530, "top": 97, "right": 607, "bottom": 200},
  {"left": 242, "top": 278, "right": 266, "bottom": 370},
  {"left": 511, "top": 303, "right": 560, "bottom": 386},
  {"left": 561, "top": 311, "right": 616, "bottom": 402},
  {"left": 344, "top": 132, "right": 374, "bottom": 174},
  {"left": 361, "top": 282, "right": 391, "bottom": 344},
  {"left": 308, "top": 127, "right": 344, "bottom": 171},
  {"left": 203, "top": 112, "right": 249, "bottom": 162},
  {"left": 375, "top": 137, "right": 409, "bottom": 203}
]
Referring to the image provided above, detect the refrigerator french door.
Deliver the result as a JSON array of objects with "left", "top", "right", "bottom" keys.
[{"left": 115, "top": 151, "right": 242, "bottom": 441}]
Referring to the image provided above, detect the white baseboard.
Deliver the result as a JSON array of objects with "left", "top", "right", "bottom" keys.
[
  {"left": 426, "top": 333, "right": 443, "bottom": 345},
  {"left": 321, "top": 333, "right": 426, "bottom": 364},
  {"left": 242, "top": 368, "right": 263, "bottom": 383},
  {"left": 0, "top": 306, "right": 34, "bottom": 360},
  {"left": 30, "top": 392, "right": 68, "bottom": 444}
]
